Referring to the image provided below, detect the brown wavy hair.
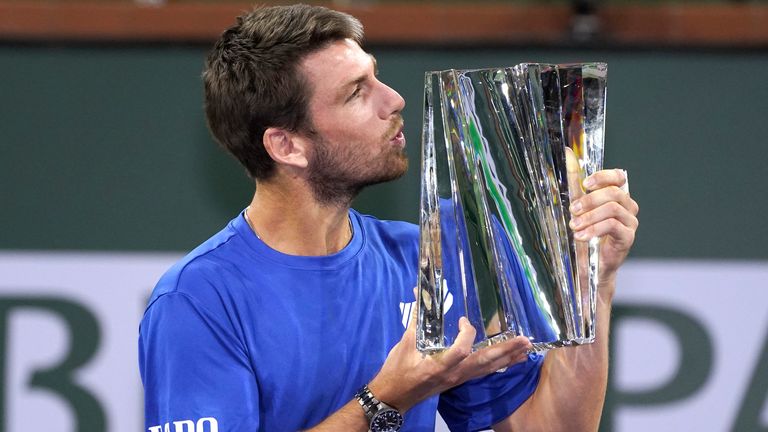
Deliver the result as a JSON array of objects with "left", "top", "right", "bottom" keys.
[{"left": 202, "top": 4, "right": 363, "bottom": 180}]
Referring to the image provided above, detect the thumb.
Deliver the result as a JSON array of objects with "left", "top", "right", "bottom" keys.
[
  {"left": 406, "top": 286, "right": 419, "bottom": 331},
  {"left": 565, "top": 146, "right": 585, "bottom": 202}
]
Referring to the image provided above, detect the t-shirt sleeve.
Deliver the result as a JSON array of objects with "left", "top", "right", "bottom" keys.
[
  {"left": 139, "top": 291, "right": 260, "bottom": 431},
  {"left": 437, "top": 352, "right": 544, "bottom": 432}
]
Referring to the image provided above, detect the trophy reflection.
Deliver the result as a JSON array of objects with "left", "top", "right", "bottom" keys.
[{"left": 417, "top": 63, "right": 607, "bottom": 353}]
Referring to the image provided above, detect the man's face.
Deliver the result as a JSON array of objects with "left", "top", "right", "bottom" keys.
[{"left": 299, "top": 39, "right": 408, "bottom": 206}]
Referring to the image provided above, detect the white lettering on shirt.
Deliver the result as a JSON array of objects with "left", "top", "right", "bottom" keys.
[{"left": 148, "top": 417, "right": 219, "bottom": 432}]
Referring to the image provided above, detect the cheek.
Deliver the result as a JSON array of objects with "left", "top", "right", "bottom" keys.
[
  {"left": 313, "top": 108, "right": 387, "bottom": 152},
  {"left": 341, "top": 125, "right": 385, "bottom": 150}
]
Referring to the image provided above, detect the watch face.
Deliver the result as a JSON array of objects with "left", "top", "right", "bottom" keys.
[{"left": 370, "top": 408, "right": 403, "bottom": 432}]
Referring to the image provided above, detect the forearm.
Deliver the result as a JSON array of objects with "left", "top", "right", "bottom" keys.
[
  {"left": 539, "top": 282, "right": 613, "bottom": 430},
  {"left": 303, "top": 400, "right": 368, "bottom": 431},
  {"left": 497, "top": 278, "right": 615, "bottom": 432}
]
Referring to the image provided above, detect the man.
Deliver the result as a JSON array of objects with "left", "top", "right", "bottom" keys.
[{"left": 139, "top": 4, "right": 639, "bottom": 432}]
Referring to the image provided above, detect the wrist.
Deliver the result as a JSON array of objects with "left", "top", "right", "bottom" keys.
[
  {"left": 367, "top": 377, "right": 409, "bottom": 412},
  {"left": 355, "top": 384, "right": 404, "bottom": 432},
  {"left": 597, "top": 274, "right": 617, "bottom": 303}
]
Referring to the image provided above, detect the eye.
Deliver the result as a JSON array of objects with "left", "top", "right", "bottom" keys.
[{"left": 346, "top": 86, "right": 362, "bottom": 102}]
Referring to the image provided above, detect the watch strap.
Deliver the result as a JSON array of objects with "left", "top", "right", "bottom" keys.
[
  {"left": 355, "top": 385, "right": 401, "bottom": 421},
  {"left": 355, "top": 384, "right": 380, "bottom": 421}
]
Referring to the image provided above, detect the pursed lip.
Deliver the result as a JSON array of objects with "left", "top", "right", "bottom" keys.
[
  {"left": 390, "top": 126, "right": 405, "bottom": 148},
  {"left": 390, "top": 122, "right": 405, "bottom": 141}
]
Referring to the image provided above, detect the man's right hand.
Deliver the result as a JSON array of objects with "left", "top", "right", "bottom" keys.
[{"left": 368, "top": 315, "right": 533, "bottom": 413}]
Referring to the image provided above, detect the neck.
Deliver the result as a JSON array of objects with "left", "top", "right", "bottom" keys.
[{"left": 244, "top": 179, "right": 353, "bottom": 256}]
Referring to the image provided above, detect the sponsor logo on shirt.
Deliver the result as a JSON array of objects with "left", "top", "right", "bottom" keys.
[
  {"left": 399, "top": 279, "right": 453, "bottom": 328},
  {"left": 148, "top": 417, "right": 218, "bottom": 432}
]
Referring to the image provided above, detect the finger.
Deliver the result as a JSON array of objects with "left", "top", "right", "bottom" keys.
[
  {"left": 570, "top": 201, "right": 639, "bottom": 234},
  {"left": 583, "top": 168, "right": 627, "bottom": 192},
  {"left": 564, "top": 147, "right": 585, "bottom": 202},
  {"left": 571, "top": 186, "right": 639, "bottom": 217},
  {"left": 619, "top": 169, "right": 630, "bottom": 195},
  {"left": 463, "top": 336, "right": 533, "bottom": 376},
  {"left": 440, "top": 317, "right": 476, "bottom": 366},
  {"left": 481, "top": 336, "right": 532, "bottom": 364},
  {"left": 573, "top": 217, "right": 636, "bottom": 246}
]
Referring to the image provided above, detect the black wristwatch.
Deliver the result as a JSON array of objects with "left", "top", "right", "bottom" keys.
[{"left": 355, "top": 385, "right": 404, "bottom": 432}]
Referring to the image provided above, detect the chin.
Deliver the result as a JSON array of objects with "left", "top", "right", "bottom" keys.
[
  {"left": 359, "top": 160, "right": 409, "bottom": 188},
  {"left": 385, "top": 154, "right": 409, "bottom": 180}
]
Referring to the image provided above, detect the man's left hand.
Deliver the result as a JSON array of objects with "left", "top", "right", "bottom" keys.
[{"left": 568, "top": 168, "right": 639, "bottom": 297}]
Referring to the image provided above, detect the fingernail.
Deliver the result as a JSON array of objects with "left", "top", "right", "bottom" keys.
[
  {"left": 584, "top": 177, "right": 595, "bottom": 188},
  {"left": 570, "top": 201, "right": 582, "bottom": 213},
  {"left": 574, "top": 230, "right": 588, "bottom": 240},
  {"left": 570, "top": 217, "right": 581, "bottom": 228}
]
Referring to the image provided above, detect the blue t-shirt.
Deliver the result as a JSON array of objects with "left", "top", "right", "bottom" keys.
[{"left": 139, "top": 209, "right": 542, "bottom": 431}]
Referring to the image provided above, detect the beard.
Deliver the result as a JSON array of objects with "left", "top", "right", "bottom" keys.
[{"left": 306, "top": 120, "right": 408, "bottom": 207}]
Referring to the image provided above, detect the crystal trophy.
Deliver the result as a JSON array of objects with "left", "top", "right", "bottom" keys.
[{"left": 417, "top": 63, "right": 607, "bottom": 353}]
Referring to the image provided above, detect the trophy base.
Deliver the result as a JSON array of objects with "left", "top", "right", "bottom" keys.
[{"left": 417, "top": 332, "right": 596, "bottom": 355}]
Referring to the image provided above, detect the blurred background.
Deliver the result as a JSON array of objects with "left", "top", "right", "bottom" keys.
[{"left": 1, "top": 0, "right": 766, "bottom": 431}]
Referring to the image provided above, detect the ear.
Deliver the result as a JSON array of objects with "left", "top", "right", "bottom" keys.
[{"left": 262, "top": 127, "right": 309, "bottom": 169}]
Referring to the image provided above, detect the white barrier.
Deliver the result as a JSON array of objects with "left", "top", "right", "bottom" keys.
[{"left": 0, "top": 253, "right": 765, "bottom": 431}]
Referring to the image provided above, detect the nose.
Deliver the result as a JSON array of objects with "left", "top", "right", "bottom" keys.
[{"left": 378, "top": 81, "right": 405, "bottom": 119}]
